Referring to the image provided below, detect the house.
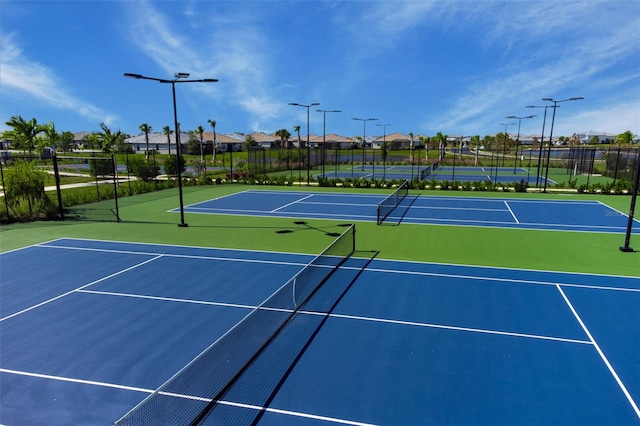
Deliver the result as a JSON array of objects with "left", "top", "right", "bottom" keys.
[
  {"left": 372, "top": 132, "right": 413, "bottom": 150},
  {"left": 124, "top": 131, "right": 191, "bottom": 155},
  {"left": 577, "top": 131, "right": 617, "bottom": 144},
  {"left": 309, "top": 133, "right": 356, "bottom": 150}
]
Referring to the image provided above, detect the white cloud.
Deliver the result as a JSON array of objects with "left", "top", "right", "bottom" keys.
[
  {"left": 123, "top": 1, "right": 286, "bottom": 130},
  {"left": 0, "top": 32, "right": 116, "bottom": 125}
]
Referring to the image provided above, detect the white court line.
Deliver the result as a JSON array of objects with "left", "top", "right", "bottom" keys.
[
  {"left": 504, "top": 201, "right": 520, "bottom": 223},
  {"left": 556, "top": 285, "right": 640, "bottom": 420},
  {"left": 37, "top": 243, "right": 308, "bottom": 268},
  {"left": 0, "top": 255, "right": 164, "bottom": 322},
  {"left": 303, "top": 311, "right": 592, "bottom": 345},
  {"left": 271, "top": 194, "right": 314, "bottom": 212},
  {"left": 410, "top": 205, "right": 507, "bottom": 212},
  {"left": 0, "top": 369, "right": 372, "bottom": 425},
  {"left": 0, "top": 368, "right": 153, "bottom": 394},
  {"left": 77, "top": 289, "right": 295, "bottom": 314},
  {"left": 362, "top": 266, "right": 640, "bottom": 293}
]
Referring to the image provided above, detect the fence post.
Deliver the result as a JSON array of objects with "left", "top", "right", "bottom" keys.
[
  {"left": 620, "top": 149, "right": 639, "bottom": 252},
  {"left": 52, "top": 154, "right": 64, "bottom": 220}
]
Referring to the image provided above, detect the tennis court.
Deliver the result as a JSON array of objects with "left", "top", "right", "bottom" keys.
[
  {"left": 316, "top": 165, "right": 554, "bottom": 185},
  {"left": 2, "top": 236, "right": 639, "bottom": 425},
  {"left": 178, "top": 189, "right": 639, "bottom": 233}
]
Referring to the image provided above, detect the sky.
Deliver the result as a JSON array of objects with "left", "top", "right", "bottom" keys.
[{"left": 1, "top": 0, "right": 639, "bottom": 140}]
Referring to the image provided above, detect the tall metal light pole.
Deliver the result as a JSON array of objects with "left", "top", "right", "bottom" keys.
[
  {"left": 124, "top": 72, "right": 218, "bottom": 227},
  {"left": 289, "top": 102, "right": 319, "bottom": 185},
  {"left": 541, "top": 97, "right": 584, "bottom": 192},
  {"left": 526, "top": 105, "right": 555, "bottom": 188},
  {"left": 317, "top": 109, "right": 341, "bottom": 179},
  {"left": 506, "top": 115, "right": 535, "bottom": 173},
  {"left": 353, "top": 117, "right": 378, "bottom": 171},
  {"left": 497, "top": 122, "right": 516, "bottom": 178},
  {"left": 377, "top": 123, "right": 391, "bottom": 180}
]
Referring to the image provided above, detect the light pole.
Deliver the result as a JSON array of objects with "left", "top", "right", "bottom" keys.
[
  {"left": 498, "top": 122, "right": 516, "bottom": 179},
  {"left": 541, "top": 97, "right": 584, "bottom": 192},
  {"left": 526, "top": 105, "right": 555, "bottom": 188},
  {"left": 317, "top": 109, "right": 341, "bottom": 179},
  {"left": 377, "top": 123, "right": 391, "bottom": 180},
  {"left": 353, "top": 117, "right": 378, "bottom": 171},
  {"left": 289, "top": 102, "right": 319, "bottom": 185},
  {"left": 506, "top": 115, "right": 535, "bottom": 173},
  {"left": 124, "top": 72, "right": 218, "bottom": 227}
]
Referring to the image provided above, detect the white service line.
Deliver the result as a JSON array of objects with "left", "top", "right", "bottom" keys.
[
  {"left": 271, "top": 194, "right": 314, "bottom": 212},
  {"left": 556, "top": 285, "right": 640, "bottom": 420},
  {"left": 0, "top": 255, "right": 164, "bottom": 322},
  {"left": 503, "top": 200, "right": 520, "bottom": 223}
]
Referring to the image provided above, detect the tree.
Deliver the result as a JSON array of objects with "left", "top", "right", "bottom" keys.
[
  {"left": 94, "top": 122, "right": 124, "bottom": 153},
  {"left": 164, "top": 154, "right": 186, "bottom": 177},
  {"left": 42, "top": 122, "right": 60, "bottom": 154},
  {"left": 616, "top": 130, "right": 634, "bottom": 146},
  {"left": 59, "top": 131, "right": 75, "bottom": 153},
  {"left": 471, "top": 135, "right": 481, "bottom": 165},
  {"left": 4, "top": 115, "right": 46, "bottom": 155},
  {"left": 433, "top": 132, "right": 447, "bottom": 160},
  {"left": 126, "top": 157, "right": 160, "bottom": 182},
  {"left": 163, "top": 126, "right": 172, "bottom": 156},
  {"left": 408, "top": 132, "right": 414, "bottom": 162},
  {"left": 243, "top": 134, "right": 257, "bottom": 152},
  {"left": 207, "top": 119, "right": 217, "bottom": 163},
  {"left": 3, "top": 159, "right": 50, "bottom": 219},
  {"left": 275, "top": 128, "right": 291, "bottom": 148},
  {"left": 419, "top": 136, "right": 428, "bottom": 161},
  {"left": 139, "top": 123, "right": 152, "bottom": 159},
  {"left": 196, "top": 125, "right": 205, "bottom": 162}
]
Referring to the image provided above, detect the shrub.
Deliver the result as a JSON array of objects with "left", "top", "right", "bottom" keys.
[
  {"left": 164, "top": 154, "right": 186, "bottom": 177},
  {"left": 127, "top": 157, "right": 160, "bottom": 182}
]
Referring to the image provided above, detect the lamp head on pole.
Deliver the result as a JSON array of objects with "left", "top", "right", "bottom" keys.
[{"left": 174, "top": 73, "right": 190, "bottom": 79}]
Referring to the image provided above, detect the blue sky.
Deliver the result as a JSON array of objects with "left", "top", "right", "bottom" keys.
[{"left": 1, "top": 1, "right": 639, "bottom": 139}]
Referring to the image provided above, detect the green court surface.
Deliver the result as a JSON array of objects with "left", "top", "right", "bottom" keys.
[{"left": 1, "top": 185, "right": 638, "bottom": 277}]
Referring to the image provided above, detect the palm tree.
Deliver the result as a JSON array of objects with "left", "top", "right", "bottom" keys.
[
  {"left": 196, "top": 125, "right": 205, "bottom": 162},
  {"left": 207, "top": 119, "right": 217, "bottom": 163},
  {"left": 434, "top": 132, "right": 447, "bottom": 161},
  {"left": 43, "top": 122, "right": 60, "bottom": 153},
  {"left": 139, "top": 123, "right": 152, "bottom": 159},
  {"left": 95, "top": 122, "right": 123, "bottom": 153},
  {"left": 4, "top": 115, "right": 46, "bottom": 155},
  {"left": 408, "top": 132, "right": 414, "bottom": 163},
  {"left": 163, "top": 126, "right": 172, "bottom": 156}
]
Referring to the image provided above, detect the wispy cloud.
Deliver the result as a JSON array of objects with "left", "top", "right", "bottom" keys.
[
  {"left": 123, "top": 1, "right": 286, "bottom": 131},
  {"left": 423, "top": 2, "right": 640, "bottom": 135},
  {"left": 0, "top": 32, "right": 116, "bottom": 125}
]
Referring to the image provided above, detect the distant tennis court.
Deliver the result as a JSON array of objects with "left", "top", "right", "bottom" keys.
[
  {"left": 178, "top": 189, "right": 639, "bottom": 233},
  {"left": 2, "top": 237, "right": 639, "bottom": 424},
  {"left": 316, "top": 165, "right": 555, "bottom": 185}
]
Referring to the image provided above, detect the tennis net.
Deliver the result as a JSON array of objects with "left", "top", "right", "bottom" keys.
[
  {"left": 420, "top": 160, "right": 441, "bottom": 180},
  {"left": 114, "top": 224, "right": 355, "bottom": 426},
  {"left": 376, "top": 179, "right": 409, "bottom": 225}
]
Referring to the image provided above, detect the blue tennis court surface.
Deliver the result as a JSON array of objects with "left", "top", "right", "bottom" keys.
[
  {"left": 2, "top": 238, "right": 639, "bottom": 425},
  {"left": 178, "top": 190, "right": 639, "bottom": 233}
]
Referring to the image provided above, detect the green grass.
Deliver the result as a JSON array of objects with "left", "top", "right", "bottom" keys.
[{"left": 1, "top": 185, "right": 637, "bottom": 277}]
